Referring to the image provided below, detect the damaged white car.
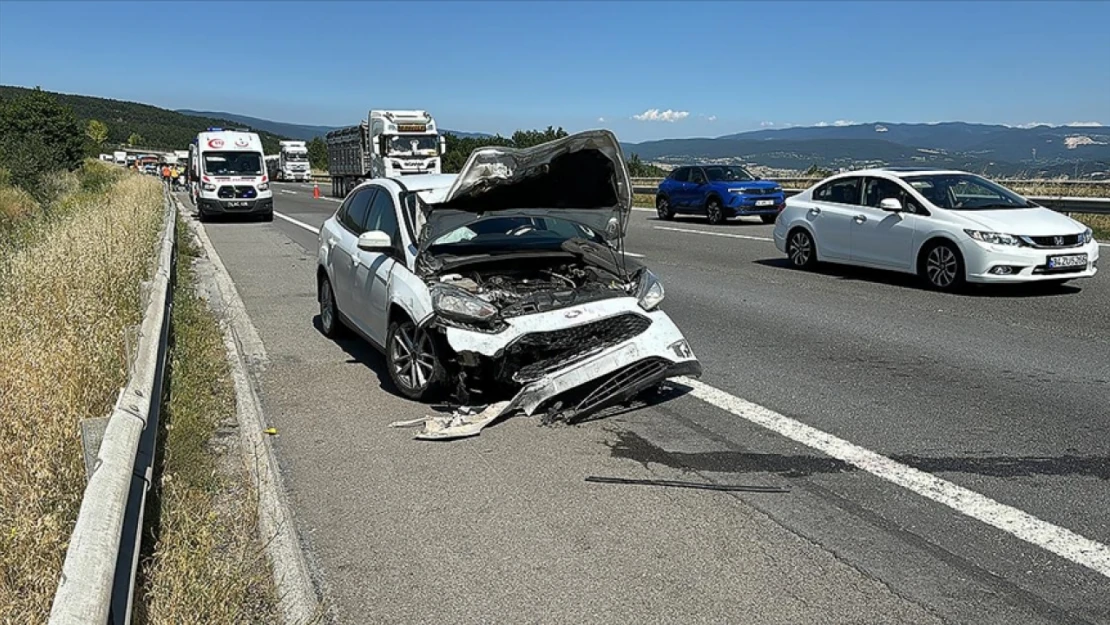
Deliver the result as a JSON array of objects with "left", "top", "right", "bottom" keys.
[{"left": 315, "top": 130, "right": 701, "bottom": 440}]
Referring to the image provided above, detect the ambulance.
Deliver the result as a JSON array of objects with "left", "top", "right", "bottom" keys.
[{"left": 188, "top": 128, "right": 273, "bottom": 221}]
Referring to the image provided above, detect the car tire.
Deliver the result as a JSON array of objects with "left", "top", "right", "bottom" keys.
[
  {"left": 919, "top": 240, "right": 966, "bottom": 291},
  {"left": 760, "top": 214, "right": 777, "bottom": 225},
  {"left": 786, "top": 228, "right": 818, "bottom": 270},
  {"left": 261, "top": 211, "right": 274, "bottom": 222},
  {"left": 197, "top": 209, "right": 208, "bottom": 222},
  {"left": 318, "top": 275, "right": 346, "bottom": 338},
  {"left": 656, "top": 195, "right": 675, "bottom": 220},
  {"left": 706, "top": 197, "right": 725, "bottom": 225},
  {"left": 386, "top": 318, "right": 446, "bottom": 401}
]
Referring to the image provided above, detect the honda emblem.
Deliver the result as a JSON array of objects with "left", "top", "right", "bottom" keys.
[{"left": 1054, "top": 236, "right": 1065, "bottom": 246}]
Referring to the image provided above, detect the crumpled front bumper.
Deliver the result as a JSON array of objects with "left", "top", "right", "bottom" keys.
[{"left": 399, "top": 297, "right": 701, "bottom": 440}]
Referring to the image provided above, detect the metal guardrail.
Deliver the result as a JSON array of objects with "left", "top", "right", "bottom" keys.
[
  {"left": 48, "top": 189, "right": 177, "bottom": 625},
  {"left": 628, "top": 186, "right": 1110, "bottom": 216}
]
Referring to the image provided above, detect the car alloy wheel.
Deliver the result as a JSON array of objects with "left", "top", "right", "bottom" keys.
[
  {"left": 706, "top": 199, "right": 725, "bottom": 225},
  {"left": 787, "top": 229, "right": 816, "bottom": 269},
  {"left": 387, "top": 320, "right": 443, "bottom": 400},
  {"left": 656, "top": 196, "right": 674, "bottom": 220},
  {"left": 319, "top": 277, "right": 344, "bottom": 338},
  {"left": 924, "top": 243, "right": 964, "bottom": 290}
]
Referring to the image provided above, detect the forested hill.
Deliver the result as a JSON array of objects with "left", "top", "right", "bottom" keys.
[{"left": 0, "top": 85, "right": 289, "bottom": 153}]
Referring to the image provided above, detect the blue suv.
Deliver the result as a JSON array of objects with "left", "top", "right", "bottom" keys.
[{"left": 656, "top": 165, "right": 785, "bottom": 224}]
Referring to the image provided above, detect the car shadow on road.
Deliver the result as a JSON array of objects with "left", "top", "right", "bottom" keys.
[
  {"left": 607, "top": 428, "right": 1110, "bottom": 480},
  {"left": 311, "top": 315, "right": 400, "bottom": 397},
  {"left": 752, "top": 257, "right": 1084, "bottom": 298}
]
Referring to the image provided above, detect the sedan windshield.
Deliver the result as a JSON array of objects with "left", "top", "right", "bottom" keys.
[
  {"left": 704, "top": 165, "right": 756, "bottom": 182},
  {"left": 902, "top": 173, "right": 1033, "bottom": 210},
  {"left": 203, "top": 151, "right": 263, "bottom": 176},
  {"left": 428, "top": 216, "right": 606, "bottom": 256}
]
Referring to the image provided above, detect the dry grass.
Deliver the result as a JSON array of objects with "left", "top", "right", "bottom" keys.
[
  {"left": 134, "top": 219, "right": 279, "bottom": 624},
  {"left": 0, "top": 172, "right": 164, "bottom": 622},
  {"left": 1073, "top": 214, "right": 1110, "bottom": 240}
]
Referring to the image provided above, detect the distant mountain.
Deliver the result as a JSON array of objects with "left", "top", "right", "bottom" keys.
[
  {"left": 0, "top": 85, "right": 290, "bottom": 153},
  {"left": 621, "top": 121, "right": 1110, "bottom": 178},
  {"left": 176, "top": 109, "right": 492, "bottom": 141}
]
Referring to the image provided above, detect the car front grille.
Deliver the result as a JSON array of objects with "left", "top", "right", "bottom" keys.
[
  {"left": 1022, "top": 234, "right": 1082, "bottom": 249},
  {"left": 217, "top": 185, "right": 258, "bottom": 199},
  {"left": 738, "top": 187, "right": 779, "bottom": 196},
  {"left": 507, "top": 313, "right": 653, "bottom": 383}
]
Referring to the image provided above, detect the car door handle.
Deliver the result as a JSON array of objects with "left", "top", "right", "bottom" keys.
[
  {"left": 352, "top": 255, "right": 361, "bottom": 267},
  {"left": 854, "top": 214, "right": 867, "bottom": 223},
  {"left": 328, "top": 237, "right": 337, "bottom": 248}
]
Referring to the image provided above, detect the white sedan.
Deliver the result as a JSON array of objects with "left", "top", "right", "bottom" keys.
[
  {"left": 315, "top": 130, "right": 701, "bottom": 440},
  {"left": 773, "top": 168, "right": 1099, "bottom": 290}
]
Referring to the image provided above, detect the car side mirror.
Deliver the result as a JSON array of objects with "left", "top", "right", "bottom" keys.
[
  {"left": 357, "top": 230, "right": 392, "bottom": 252},
  {"left": 439, "top": 135, "right": 446, "bottom": 155},
  {"left": 879, "top": 198, "right": 904, "bottom": 212}
]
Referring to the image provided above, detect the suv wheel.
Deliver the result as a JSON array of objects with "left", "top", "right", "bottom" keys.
[
  {"left": 656, "top": 196, "right": 675, "bottom": 220},
  {"left": 706, "top": 198, "right": 725, "bottom": 225},
  {"left": 760, "top": 214, "right": 777, "bottom": 224}
]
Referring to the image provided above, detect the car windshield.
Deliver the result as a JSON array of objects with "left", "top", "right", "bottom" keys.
[
  {"left": 427, "top": 216, "right": 606, "bottom": 256},
  {"left": 284, "top": 153, "right": 308, "bottom": 161},
  {"left": 387, "top": 134, "right": 439, "bottom": 155},
  {"left": 704, "top": 165, "right": 756, "bottom": 182},
  {"left": 901, "top": 173, "right": 1033, "bottom": 210},
  {"left": 203, "top": 151, "right": 263, "bottom": 175}
]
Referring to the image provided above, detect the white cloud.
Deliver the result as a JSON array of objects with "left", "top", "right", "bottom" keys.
[
  {"left": 833, "top": 120, "right": 856, "bottom": 127},
  {"left": 707, "top": 115, "right": 717, "bottom": 122},
  {"left": 815, "top": 121, "right": 830, "bottom": 127},
  {"left": 597, "top": 117, "right": 605, "bottom": 122},
  {"left": 632, "top": 108, "right": 690, "bottom": 123},
  {"left": 1015, "top": 122, "right": 1052, "bottom": 129},
  {"left": 760, "top": 121, "right": 775, "bottom": 127},
  {"left": 1066, "top": 121, "right": 1104, "bottom": 127}
]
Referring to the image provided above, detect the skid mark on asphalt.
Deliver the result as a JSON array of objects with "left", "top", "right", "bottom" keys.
[
  {"left": 654, "top": 225, "right": 774, "bottom": 243},
  {"left": 673, "top": 375, "right": 1110, "bottom": 578}
]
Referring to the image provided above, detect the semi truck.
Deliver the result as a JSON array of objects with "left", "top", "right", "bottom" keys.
[
  {"left": 187, "top": 128, "right": 273, "bottom": 222},
  {"left": 276, "top": 140, "right": 311, "bottom": 182},
  {"left": 113, "top": 150, "right": 127, "bottom": 165},
  {"left": 324, "top": 109, "right": 446, "bottom": 197}
]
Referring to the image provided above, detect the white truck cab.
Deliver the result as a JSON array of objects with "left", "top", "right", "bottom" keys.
[
  {"left": 325, "top": 109, "right": 447, "bottom": 197},
  {"left": 277, "top": 140, "right": 311, "bottom": 182},
  {"left": 189, "top": 128, "right": 273, "bottom": 221}
]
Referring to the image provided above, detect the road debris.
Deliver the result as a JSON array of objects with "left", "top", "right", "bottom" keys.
[
  {"left": 389, "top": 400, "right": 512, "bottom": 440},
  {"left": 584, "top": 475, "right": 791, "bottom": 493}
]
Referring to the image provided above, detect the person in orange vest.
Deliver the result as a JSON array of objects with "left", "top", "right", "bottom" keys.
[{"left": 161, "top": 164, "right": 172, "bottom": 187}]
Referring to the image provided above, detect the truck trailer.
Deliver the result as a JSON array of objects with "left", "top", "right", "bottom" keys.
[{"left": 324, "top": 109, "right": 446, "bottom": 197}]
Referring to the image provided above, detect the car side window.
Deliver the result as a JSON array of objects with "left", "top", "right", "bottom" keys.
[
  {"left": 671, "top": 168, "right": 690, "bottom": 183},
  {"left": 341, "top": 188, "right": 375, "bottom": 233},
  {"left": 863, "top": 178, "right": 910, "bottom": 208},
  {"left": 814, "top": 177, "right": 862, "bottom": 205},
  {"left": 364, "top": 188, "right": 401, "bottom": 243},
  {"left": 690, "top": 168, "right": 706, "bottom": 184}
]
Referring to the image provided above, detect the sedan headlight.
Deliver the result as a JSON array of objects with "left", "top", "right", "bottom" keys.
[
  {"left": 634, "top": 268, "right": 665, "bottom": 311},
  {"left": 1079, "top": 228, "right": 1093, "bottom": 245},
  {"left": 430, "top": 285, "right": 498, "bottom": 321},
  {"left": 964, "top": 229, "right": 1022, "bottom": 246}
]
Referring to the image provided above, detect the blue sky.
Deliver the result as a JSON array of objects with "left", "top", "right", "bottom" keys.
[{"left": 1, "top": 0, "right": 1107, "bottom": 142}]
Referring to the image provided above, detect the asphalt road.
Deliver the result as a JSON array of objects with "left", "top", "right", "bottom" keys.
[{"left": 191, "top": 182, "right": 1110, "bottom": 624}]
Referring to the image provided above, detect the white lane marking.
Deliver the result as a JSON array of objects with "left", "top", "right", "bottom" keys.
[
  {"left": 633, "top": 207, "right": 655, "bottom": 213},
  {"left": 655, "top": 225, "right": 774, "bottom": 243},
  {"left": 280, "top": 189, "right": 297, "bottom": 195},
  {"left": 675, "top": 375, "right": 1110, "bottom": 578},
  {"left": 274, "top": 212, "right": 320, "bottom": 234},
  {"left": 624, "top": 252, "right": 646, "bottom": 258}
]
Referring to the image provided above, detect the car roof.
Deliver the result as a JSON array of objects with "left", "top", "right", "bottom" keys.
[
  {"left": 832, "top": 167, "right": 971, "bottom": 179},
  {"left": 351, "top": 173, "right": 459, "bottom": 199}
]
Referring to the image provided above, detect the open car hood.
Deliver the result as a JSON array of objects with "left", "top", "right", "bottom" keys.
[{"left": 416, "top": 130, "right": 633, "bottom": 252}]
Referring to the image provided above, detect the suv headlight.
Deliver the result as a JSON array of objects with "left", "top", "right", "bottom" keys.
[
  {"left": 1079, "top": 228, "right": 1093, "bottom": 245},
  {"left": 964, "top": 229, "right": 1022, "bottom": 246},
  {"left": 727, "top": 188, "right": 748, "bottom": 195},
  {"left": 430, "top": 285, "right": 498, "bottom": 321},
  {"left": 202, "top": 183, "right": 217, "bottom": 191},
  {"left": 634, "top": 268, "right": 665, "bottom": 311},
  {"left": 257, "top": 182, "right": 269, "bottom": 191}
]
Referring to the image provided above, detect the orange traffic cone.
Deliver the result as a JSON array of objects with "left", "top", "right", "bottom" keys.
[{"left": 313, "top": 183, "right": 320, "bottom": 199}]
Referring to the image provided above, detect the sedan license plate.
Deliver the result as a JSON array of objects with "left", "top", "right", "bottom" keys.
[
  {"left": 227, "top": 201, "right": 249, "bottom": 208},
  {"left": 1047, "top": 253, "right": 1087, "bottom": 269},
  {"left": 755, "top": 199, "right": 774, "bottom": 207}
]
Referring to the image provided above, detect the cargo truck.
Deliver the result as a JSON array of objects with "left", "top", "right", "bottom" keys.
[
  {"left": 114, "top": 150, "right": 127, "bottom": 165},
  {"left": 324, "top": 109, "right": 446, "bottom": 197},
  {"left": 187, "top": 128, "right": 273, "bottom": 221},
  {"left": 276, "top": 140, "right": 311, "bottom": 182}
]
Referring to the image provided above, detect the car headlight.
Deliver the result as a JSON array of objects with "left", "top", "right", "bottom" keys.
[
  {"left": 257, "top": 182, "right": 269, "bottom": 191},
  {"left": 964, "top": 229, "right": 1022, "bottom": 246},
  {"left": 430, "top": 285, "right": 498, "bottom": 321},
  {"left": 1079, "top": 228, "right": 1093, "bottom": 245},
  {"left": 635, "top": 268, "right": 665, "bottom": 311},
  {"left": 202, "top": 183, "right": 217, "bottom": 191},
  {"left": 727, "top": 188, "right": 748, "bottom": 195}
]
